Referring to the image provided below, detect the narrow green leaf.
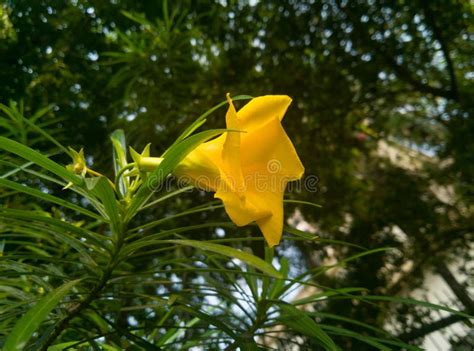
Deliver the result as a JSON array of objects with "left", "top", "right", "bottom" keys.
[
  {"left": 162, "top": 0, "right": 170, "bottom": 29},
  {"left": 163, "top": 95, "right": 252, "bottom": 156},
  {"left": 14, "top": 105, "right": 70, "bottom": 155},
  {"left": 0, "top": 207, "right": 106, "bottom": 245},
  {"left": 176, "top": 305, "right": 237, "bottom": 339},
  {"left": 339, "top": 247, "right": 393, "bottom": 264},
  {"left": 85, "top": 177, "right": 121, "bottom": 236},
  {"left": 158, "top": 316, "right": 200, "bottom": 346},
  {"left": 0, "top": 137, "right": 81, "bottom": 185},
  {"left": 268, "top": 257, "right": 290, "bottom": 300},
  {"left": 320, "top": 324, "right": 391, "bottom": 351},
  {"left": 0, "top": 178, "right": 102, "bottom": 220},
  {"left": 139, "top": 185, "right": 194, "bottom": 211},
  {"left": 121, "top": 10, "right": 152, "bottom": 27},
  {"left": 119, "top": 222, "right": 237, "bottom": 259},
  {"left": 167, "top": 239, "right": 282, "bottom": 278},
  {"left": 278, "top": 302, "right": 340, "bottom": 351},
  {"left": 284, "top": 226, "right": 368, "bottom": 250},
  {"left": 0, "top": 158, "right": 58, "bottom": 182},
  {"left": 311, "top": 312, "right": 422, "bottom": 350},
  {"left": 110, "top": 129, "right": 129, "bottom": 196},
  {"left": 4, "top": 279, "right": 81, "bottom": 351},
  {"left": 30, "top": 104, "right": 54, "bottom": 123},
  {"left": 310, "top": 311, "right": 392, "bottom": 336},
  {"left": 131, "top": 202, "right": 224, "bottom": 233},
  {"left": 284, "top": 226, "right": 318, "bottom": 240},
  {"left": 0, "top": 158, "right": 107, "bottom": 217},
  {"left": 293, "top": 287, "right": 368, "bottom": 305},
  {"left": 284, "top": 199, "right": 322, "bottom": 208},
  {"left": 101, "top": 344, "right": 123, "bottom": 351},
  {"left": 48, "top": 341, "right": 83, "bottom": 351},
  {"left": 0, "top": 208, "right": 106, "bottom": 262}
]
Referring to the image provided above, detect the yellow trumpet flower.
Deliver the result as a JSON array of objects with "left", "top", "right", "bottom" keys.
[
  {"left": 135, "top": 94, "right": 304, "bottom": 246},
  {"left": 179, "top": 94, "right": 304, "bottom": 246}
]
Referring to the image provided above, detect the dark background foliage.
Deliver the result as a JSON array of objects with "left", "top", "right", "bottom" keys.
[{"left": 1, "top": 0, "right": 473, "bottom": 349}]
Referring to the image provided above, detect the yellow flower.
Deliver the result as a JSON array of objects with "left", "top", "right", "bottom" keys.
[{"left": 174, "top": 94, "right": 304, "bottom": 247}]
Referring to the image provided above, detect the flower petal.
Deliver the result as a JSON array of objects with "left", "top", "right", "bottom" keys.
[
  {"left": 238, "top": 95, "right": 292, "bottom": 131},
  {"left": 221, "top": 94, "right": 245, "bottom": 197},
  {"left": 255, "top": 190, "right": 284, "bottom": 247},
  {"left": 174, "top": 141, "right": 222, "bottom": 191},
  {"left": 241, "top": 117, "right": 304, "bottom": 181},
  {"left": 215, "top": 189, "right": 271, "bottom": 226}
]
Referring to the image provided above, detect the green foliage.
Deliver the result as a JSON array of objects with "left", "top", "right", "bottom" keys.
[{"left": 4, "top": 279, "right": 80, "bottom": 351}]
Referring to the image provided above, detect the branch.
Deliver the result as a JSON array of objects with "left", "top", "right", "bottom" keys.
[
  {"left": 398, "top": 312, "right": 470, "bottom": 342},
  {"left": 436, "top": 263, "right": 474, "bottom": 312},
  {"left": 396, "top": 263, "right": 474, "bottom": 342},
  {"left": 346, "top": 1, "right": 460, "bottom": 101},
  {"left": 421, "top": 2, "right": 459, "bottom": 101},
  {"left": 390, "top": 62, "right": 457, "bottom": 100}
]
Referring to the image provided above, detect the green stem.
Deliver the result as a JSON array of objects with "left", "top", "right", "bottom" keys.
[{"left": 114, "top": 163, "right": 136, "bottom": 192}]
